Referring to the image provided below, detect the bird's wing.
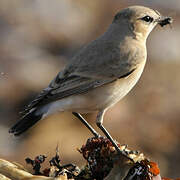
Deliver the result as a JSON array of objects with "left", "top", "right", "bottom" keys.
[
  {"left": 22, "top": 75, "right": 115, "bottom": 114},
  {"left": 23, "top": 39, "right": 140, "bottom": 114},
  {"left": 22, "top": 69, "right": 134, "bottom": 115}
]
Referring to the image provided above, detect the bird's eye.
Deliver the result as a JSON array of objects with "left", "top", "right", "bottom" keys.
[{"left": 141, "top": 16, "right": 153, "bottom": 23}]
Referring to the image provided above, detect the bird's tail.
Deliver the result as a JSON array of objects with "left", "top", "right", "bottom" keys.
[{"left": 9, "top": 109, "right": 44, "bottom": 136}]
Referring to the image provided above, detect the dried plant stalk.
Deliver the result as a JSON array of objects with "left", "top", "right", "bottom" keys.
[{"left": 0, "top": 159, "right": 67, "bottom": 180}]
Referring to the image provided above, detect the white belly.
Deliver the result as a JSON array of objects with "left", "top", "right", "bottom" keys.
[{"left": 44, "top": 61, "right": 146, "bottom": 116}]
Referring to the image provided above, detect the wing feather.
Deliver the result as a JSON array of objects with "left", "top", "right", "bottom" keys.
[
  {"left": 22, "top": 75, "right": 116, "bottom": 115},
  {"left": 22, "top": 38, "right": 139, "bottom": 115}
]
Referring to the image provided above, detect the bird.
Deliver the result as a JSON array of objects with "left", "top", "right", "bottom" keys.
[{"left": 9, "top": 5, "right": 172, "bottom": 155}]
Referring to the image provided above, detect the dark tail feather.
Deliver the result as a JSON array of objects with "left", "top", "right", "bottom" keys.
[{"left": 9, "top": 109, "right": 43, "bottom": 136}]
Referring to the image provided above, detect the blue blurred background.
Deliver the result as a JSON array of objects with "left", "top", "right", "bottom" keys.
[{"left": 0, "top": 0, "right": 180, "bottom": 178}]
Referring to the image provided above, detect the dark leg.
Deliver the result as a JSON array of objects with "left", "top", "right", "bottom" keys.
[
  {"left": 72, "top": 112, "right": 100, "bottom": 137},
  {"left": 96, "top": 110, "right": 131, "bottom": 159}
]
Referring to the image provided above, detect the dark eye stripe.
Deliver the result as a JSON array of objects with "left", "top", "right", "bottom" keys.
[{"left": 141, "top": 16, "right": 153, "bottom": 23}]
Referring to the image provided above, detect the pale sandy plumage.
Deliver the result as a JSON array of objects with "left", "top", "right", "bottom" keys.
[{"left": 9, "top": 5, "right": 172, "bottom": 147}]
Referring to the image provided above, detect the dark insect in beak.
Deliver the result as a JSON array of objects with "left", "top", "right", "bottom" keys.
[{"left": 158, "top": 17, "right": 173, "bottom": 27}]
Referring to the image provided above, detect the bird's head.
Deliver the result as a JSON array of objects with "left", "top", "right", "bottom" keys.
[{"left": 113, "top": 6, "right": 173, "bottom": 41}]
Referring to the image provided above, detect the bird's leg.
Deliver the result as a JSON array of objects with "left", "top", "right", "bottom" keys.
[
  {"left": 72, "top": 112, "right": 100, "bottom": 137},
  {"left": 96, "top": 110, "right": 129, "bottom": 157}
]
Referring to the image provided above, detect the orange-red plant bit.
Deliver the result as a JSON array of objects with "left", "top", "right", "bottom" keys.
[{"left": 149, "top": 162, "right": 160, "bottom": 176}]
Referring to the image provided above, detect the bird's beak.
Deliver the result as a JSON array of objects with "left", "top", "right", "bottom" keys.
[{"left": 157, "top": 16, "right": 173, "bottom": 27}]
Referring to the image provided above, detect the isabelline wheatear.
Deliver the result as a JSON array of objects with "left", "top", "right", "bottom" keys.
[{"left": 9, "top": 6, "right": 172, "bottom": 155}]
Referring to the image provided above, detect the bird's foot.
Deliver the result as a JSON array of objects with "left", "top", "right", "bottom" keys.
[{"left": 86, "top": 136, "right": 135, "bottom": 163}]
